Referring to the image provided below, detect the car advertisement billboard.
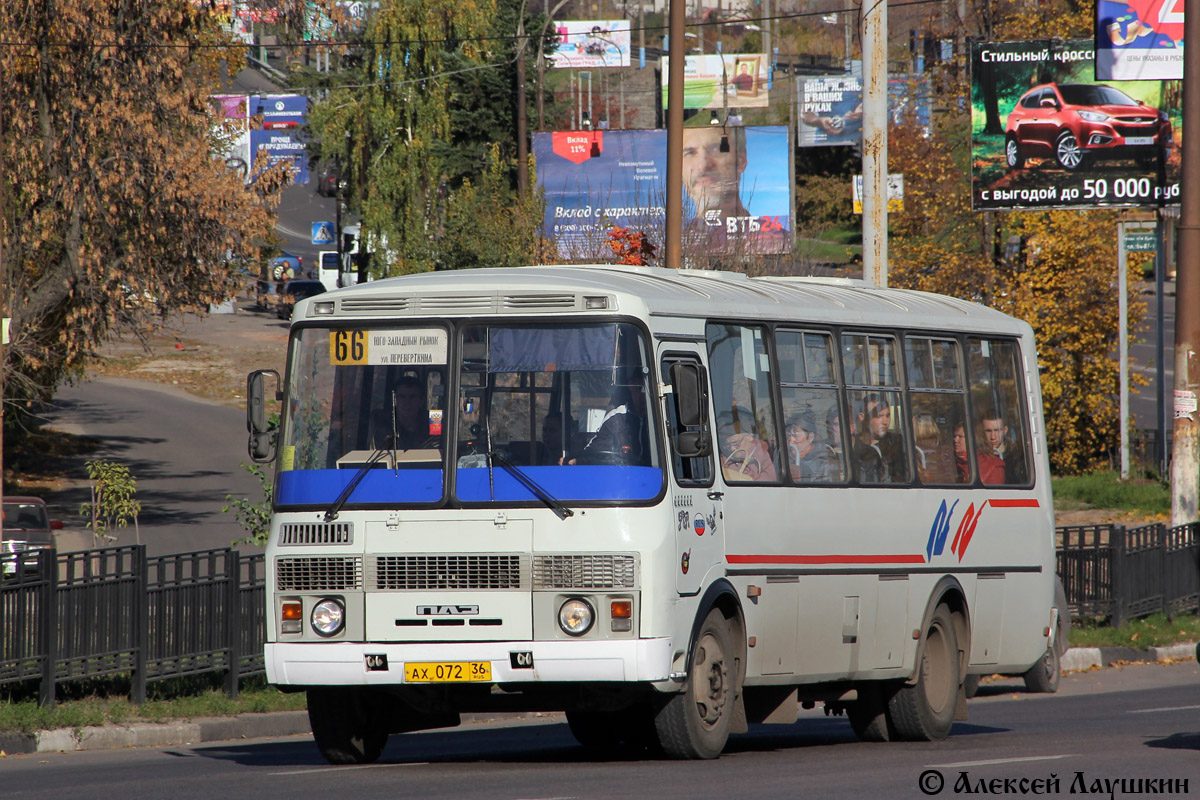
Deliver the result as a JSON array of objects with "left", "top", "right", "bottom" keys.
[
  {"left": 970, "top": 39, "right": 1180, "bottom": 210},
  {"left": 1095, "top": 0, "right": 1185, "bottom": 80},
  {"left": 660, "top": 54, "right": 771, "bottom": 109},
  {"left": 548, "top": 20, "right": 632, "bottom": 68},
  {"left": 533, "top": 126, "right": 791, "bottom": 259},
  {"left": 797, "top": 75, "right": 933, "bottom": 147}
]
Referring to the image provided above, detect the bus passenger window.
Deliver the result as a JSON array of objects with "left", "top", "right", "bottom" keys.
[
  {"left": 842, "top": 333, "right": 907, "bottom": 484},
  {"left": 706, "top": 323, "right": 781, "bottom": 483},
  {"left": 905, "top": 336, "right": 967, "bottom": 486},
  {"left": 776, "top": 329, "right": 845, "bottom": 483},
  {"left": 968, "top": 338, "right": 1032, "bottom": 486}
]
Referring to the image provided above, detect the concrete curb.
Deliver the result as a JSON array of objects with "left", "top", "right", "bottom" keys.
[{"left": 3, "top": 644, "right": 1196, "bottom": 756}]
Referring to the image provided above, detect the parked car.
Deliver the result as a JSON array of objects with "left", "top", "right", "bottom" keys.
[
  {"left": 316, "top": 166, "right": 341, "bottom": 198},
  {"left": 2, "top": 496, "right": 63, "bottom": 576},
  {"left": 276, "top": 279, "right": 327, "bottom": 319},
  {"left": 1005, "top": 83, "right": 1172, "bottom": 171},
  {"left": 268, "top": 250, "right": 304, "bottom": 281}
]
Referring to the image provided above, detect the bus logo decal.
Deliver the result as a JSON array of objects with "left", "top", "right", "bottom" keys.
[
  {"left": 417, "top": 605, "right": 480, "bottom": 616},
  {"left": 925, "top": 499, "right": 959, "bottom": 560},
  {"left": 693, "top": 513, "right": 706, "bottom": 536},
  {"left": 951, "top": 502, "right": 986, "bottom": 562}
]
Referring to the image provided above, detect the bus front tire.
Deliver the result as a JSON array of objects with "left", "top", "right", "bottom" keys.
[
  {"left": 888, "top": 603, "right": 961, "bottom": 741},
  {"left": 307, "top": 687, "right": 389, "bottom": 765},
  {"left": 654, "top": 608, "right": 740, "bottom": 759}
]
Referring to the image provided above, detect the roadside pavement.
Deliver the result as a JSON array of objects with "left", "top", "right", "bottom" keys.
[{"left": 2, "top": 643, "right": 1195, "bottom": 757}]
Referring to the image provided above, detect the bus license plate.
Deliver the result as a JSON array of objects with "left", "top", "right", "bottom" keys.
[{"left": 404, "top": 661, "right": 492, "bottom": 683}]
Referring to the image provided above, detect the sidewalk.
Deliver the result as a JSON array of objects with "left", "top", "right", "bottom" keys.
[{"left": 3, "top": 643, "right": 1195, "bottom": 757}]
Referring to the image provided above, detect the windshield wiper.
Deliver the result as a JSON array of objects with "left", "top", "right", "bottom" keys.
[
  {"left": 489, "top": 449, "right": 574, "bottom": 521},
  {"left": 324, "top": 448, "right": 389, "bottom": 522}
]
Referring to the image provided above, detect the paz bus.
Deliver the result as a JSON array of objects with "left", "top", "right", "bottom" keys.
[{"left": 245, "top": 265, "right": 1058, "bottom": 764}]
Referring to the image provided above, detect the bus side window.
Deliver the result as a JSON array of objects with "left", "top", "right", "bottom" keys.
[
  {"left": 706, "top": 323, "right": 781, "bottom": 483},
  {"left": 776, "top": 329, "right": 845, "bottom": 483},
  {"left": 842, "top": 333, "right": 909, "bottom": 484},
  {"left": 905, "top": 336, "right": 967, "bottom": 486},
  {"left": 968, "top": 338, "right": 1032, "bottom": 486}
]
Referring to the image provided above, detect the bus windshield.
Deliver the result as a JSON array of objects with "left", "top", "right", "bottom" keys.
[
  {"left": 275, "top": 321, "right": 661, "bottom": 509},
  {"left": 455, "top": 321, "right": 662, "bottom": 503}
]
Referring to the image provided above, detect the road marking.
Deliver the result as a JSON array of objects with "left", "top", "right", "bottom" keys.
[
  {"left": 928, "top": 754, "right": 1074, "bottom": 768},
  {"left": 1129, "top": 703, "right": 1200, "bottom": 714},
  {"left": 270, "top": 762, "right": 429, "bottom": 775}
]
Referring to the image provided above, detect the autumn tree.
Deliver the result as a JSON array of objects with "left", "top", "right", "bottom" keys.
[
  {"left": 305, "top": 0, "right": 549, "bottom": 275},
  {"left": 1, "top": 0, "right": 282, "bottom": 412}
]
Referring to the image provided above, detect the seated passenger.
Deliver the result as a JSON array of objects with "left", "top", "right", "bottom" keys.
[
  {"left": 540, "top": 411, "right": 574, "bottom": 465},
  {"left": 980, "top": 408, "right": 1028, "bottom": 484},
  {"left": 785, "top": 410, "right": 838, "bottom": 483},
  {"left": 371, "top": 375, "right": 437, "bottom": 451},
  {"left": 914, "top": 414, "right": 956, "bottom": 484},
  {"left": 717, "top": 406, "right": 777, "bottom": 482}
]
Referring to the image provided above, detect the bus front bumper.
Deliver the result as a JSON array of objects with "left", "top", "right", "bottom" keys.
[{"left": 266, "top": 638, "right": 676, "bottom": 686}]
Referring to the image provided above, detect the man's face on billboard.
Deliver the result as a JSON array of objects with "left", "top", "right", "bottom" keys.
[{"left": 681, "top": 128, "right": 746, "bottom": 212}]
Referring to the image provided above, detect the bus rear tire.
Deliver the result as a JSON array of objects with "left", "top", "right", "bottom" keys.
[
  {"left": 307, "top": 687, "right": 389, "bottom": 765},
  {"left": 1022, "top": 644, "right": 1061, "bottom": 693},
  {"left": 654, "top": 608, "right": 740, "bottom": 759},
  {"left": 888, "top": 603, "right": 960, "bottom": 741}
]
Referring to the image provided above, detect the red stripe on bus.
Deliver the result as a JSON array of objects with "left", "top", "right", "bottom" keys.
[
  {"left": 987, "top": 498, "right": 1041, "bottom": 508},
  {"left": 727, "top": 554, "right": 927, "bottom": 565}
]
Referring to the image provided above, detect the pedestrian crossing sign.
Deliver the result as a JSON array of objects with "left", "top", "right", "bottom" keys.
[{"left": 311, "top": 222, "right": 335, "bottom": 245}]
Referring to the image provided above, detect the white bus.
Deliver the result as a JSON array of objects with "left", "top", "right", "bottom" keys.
[{"left": 246, "top": 265, "right": 1059, "bottom": 764}]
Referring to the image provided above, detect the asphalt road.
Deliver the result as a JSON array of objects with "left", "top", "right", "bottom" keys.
[
  {"left": 41, "top": 377, "right": 264, "bottom": 556},
  {"left": 3, "top": 661, "right": 1196, "bottom": 799}
]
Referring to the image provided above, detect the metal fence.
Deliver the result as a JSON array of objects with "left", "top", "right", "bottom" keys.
[
  {"left": 0, "top": 545, "right": 264, "bottom": 708},
  {"left": 1057, "top": 522, "right": 1200, "bottom": 627}
]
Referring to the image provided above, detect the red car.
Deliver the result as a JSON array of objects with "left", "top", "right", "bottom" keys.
[{"left": 1004, "top": 83, "right": 1172, "bottom": 171}]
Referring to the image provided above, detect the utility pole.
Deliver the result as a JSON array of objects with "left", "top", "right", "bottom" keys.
[
  {"left": 665, "top": 0, "right": 685, "bottom": 269},
  {"left": 861, "top": 0, "right": 887, "bottom": 287},
  {"left": 1171, "top": 5, "right": 1200, "bottom": 524},
  {"left": 516, "top": 15, "right": 529, "bottom": 197}
]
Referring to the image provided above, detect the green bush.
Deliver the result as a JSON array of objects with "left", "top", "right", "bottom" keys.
[{"left": 1052, "top": 471, "right": 1169, "bottom": 516}]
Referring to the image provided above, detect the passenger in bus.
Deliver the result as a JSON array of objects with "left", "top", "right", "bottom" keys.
[
  {"left": 953, "top": 421, "right": 970, "bottom": 483},
  {"left": 853, "top": 394, "right": 905, "bottom": 483},
  {"left": 372, "top": 374, "right": 436, "bottom": 451},
  {"left": 540, "top": 411, "right": 574, "bottom": 465},
  {"left": 785, "top": 410, "right": 838, "bottom": 483},
  {"left": 980, "top": 408, "right": 1028, "bottom": 484},
  {"left": 914, "top": 413, "right": 956, "bottom": 484},
  {"left": 717, "top": 406, "right": 777, "bottom": 482}
]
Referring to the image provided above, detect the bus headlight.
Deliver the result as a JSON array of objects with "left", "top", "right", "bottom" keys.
[
  {"left": 311, "top": 598, "right": 346, "bottom": 637},
  {"left": 558, "top": 598, "right": 594, "bottom": 636}
]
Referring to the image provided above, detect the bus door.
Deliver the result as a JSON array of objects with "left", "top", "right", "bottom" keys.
[{"left": 659, "top": 349, "right": 721, "bottom": 596}]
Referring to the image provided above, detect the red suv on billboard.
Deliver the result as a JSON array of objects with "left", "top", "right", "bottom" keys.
[{"left": 1004, "top": 83, "right": 1172, "bottom": 171}]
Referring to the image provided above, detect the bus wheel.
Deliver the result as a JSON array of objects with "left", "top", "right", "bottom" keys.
[
  {"left": 847, "top": 683, "right": 893, "bottom": 742},
  {"left": 307, "top": 687, "right": 389, "bottom": 764},
  {"left": 1022, "top": 644, "right": 1061, "bottom": 693},
  {"left": 654, "top": 608, "right": 739, "bottom": 759},
  {"left": 888, "top": 604, "right": 960, "bottom": 741}
]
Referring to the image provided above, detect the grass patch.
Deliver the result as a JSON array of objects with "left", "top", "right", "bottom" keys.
[
  {"left": 1052, "top": 471, "right": 1170, "bottom": 517},
  {"left": 0, "top": 674, "right": 306, "bottom": 734},
  {"left": 1069, "top": 612, "right": 1200, "bottom": 649}
]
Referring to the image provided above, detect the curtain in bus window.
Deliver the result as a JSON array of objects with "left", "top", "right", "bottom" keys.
[
  {"left": 487, "top": 326, "right": 618, "bottom": 373},
  {"left": 967, "top": 338, "right": 1031, "bottom": 486}
]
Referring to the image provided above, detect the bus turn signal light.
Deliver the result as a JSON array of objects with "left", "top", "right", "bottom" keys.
[
  {"left": 610, "top": 600, "right": 632, "bottom": 632},
  {"left": 281, "top": 600, "right": 303, "bottom": 634}
]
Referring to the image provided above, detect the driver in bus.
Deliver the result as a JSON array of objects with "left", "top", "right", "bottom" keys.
[
  {"left": 564, "top": 386, "right": 646, "bottom": 465},
  {"left": 372, "top": 374, "right": 436, "bottom": 451}
]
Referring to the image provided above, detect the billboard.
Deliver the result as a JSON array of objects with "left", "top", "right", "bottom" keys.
[
  {"left": 797, "top": 75, "right": 933, "bottom": 147},
  {"left": 549, "top": 20, "right": 632, "bottom": 68},
  {"left": 970, "top": 39, "right": 1180, "bottom": 210},
  {"left": 533, "top": 126, "right": 792, "bottom": 258},
  {"left": 660, "top": 54, "right": 771, "bottom": 109},
  {"left": 210, "top": 93, "right": 309, "bottom": 184},
  {"left": 1096, "top": 0, "right": 1185, "bottom": 80}
]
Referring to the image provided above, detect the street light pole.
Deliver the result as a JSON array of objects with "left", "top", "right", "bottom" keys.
[{"left": 665, "top": 0, "right": 685, "bottom": 269}]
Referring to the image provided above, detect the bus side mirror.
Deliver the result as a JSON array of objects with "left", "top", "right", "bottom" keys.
[
  {"left": 669, "top": 362, "right": 712, "bottom": 458},
  {"left": 247, "top": 369, "right": 281, "bottom": 463}
]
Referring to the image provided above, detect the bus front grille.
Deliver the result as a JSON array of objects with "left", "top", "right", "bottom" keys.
[
  {"left": 532, "top": 555, "right": 637, "bottom": 589},
  {"left": 276, "top": 556, "right": 363, "bottom": 591},
  {"left": 278, "top": 522, "right": 353, "bottom": 546},
  {"left": 370, "top": 554, "right": 527, "bottom": 590}
]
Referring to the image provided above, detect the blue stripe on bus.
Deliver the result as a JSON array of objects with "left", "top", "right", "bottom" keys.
[{"left": 276, "top": 466, "right": 662, "bottom": 505}]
